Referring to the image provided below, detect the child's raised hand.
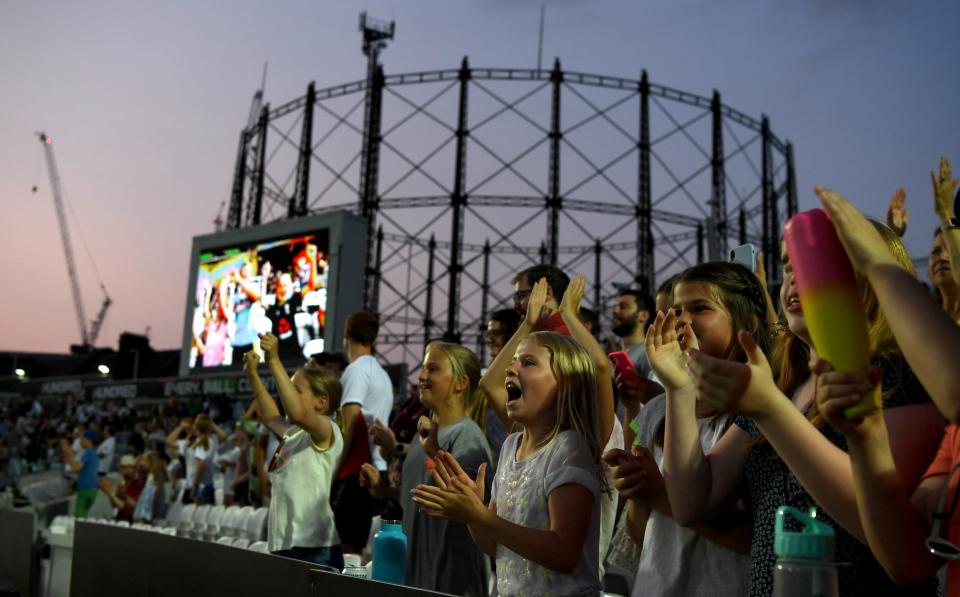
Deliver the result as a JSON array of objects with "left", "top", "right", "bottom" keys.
[
  {"left": 242, "top": 351, "right": 261, "bottom": 377},
  {"left": 559, "top": 273, "right": 586, "bottom": 319},
  {"left": 258, "top": 333, "right": 279, "bottom": 360},
  {"left": 885, "top": 187, "right": 909, "bottom": 237},
  {"left": 932, "top": 156, "right": 958, "bottom": 222},
  {"left": 816, "top": 186, "right": 900, "bottom": 275},
  {"left": 644, "top": 309, "right": 692, "bottom": 393},
  {"left": 812, "top": 357, "right": 884, "bottom": 442},
  {"left": 523, "top": 277, "right": 550, "bottom": 328},
  {"left": 688, "top": 330, "right": 779, "bottom": 417}
]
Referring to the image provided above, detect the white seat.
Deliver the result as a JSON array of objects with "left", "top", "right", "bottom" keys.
[
  {"left": 201, "top": 504, "right": 226, "bottom": 540},
  {"left": 248, "top": 541, "right": 269, "bottom": 554},
  {"left": 232, "top": 538, "right": 250, "bottom": 549},
  {"left": 190, "top": 504, "right": 212, "bottom": 539},
  {"left": 245, "top": 507, "right": 269, "bottom": 541},
  {"left": 218, "top": 506, "right": 240, "bottom": 537},
  {"left": 115, "top": 520, "right": 130, "bottom": 528},
  {"left": 231, "top": 506, "right": 255, "bottom": 538},
  {"left": 177, "top": 504, "right": 197, "bottom": 536},
  {"left": 216, "top": 536, "right": 235, "bottom": 546}
]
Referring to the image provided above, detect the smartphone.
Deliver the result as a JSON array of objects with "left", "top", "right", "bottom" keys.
[
  {"left": 608, "top": 351, "right": 634, "bottom": 377},
  {"left": 730, "top": 242, "right": 758, "bottom": 273}
]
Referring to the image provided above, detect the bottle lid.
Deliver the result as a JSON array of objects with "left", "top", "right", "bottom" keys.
[{"left": 774, "top": 506, "right": 834, "bottom": 560}]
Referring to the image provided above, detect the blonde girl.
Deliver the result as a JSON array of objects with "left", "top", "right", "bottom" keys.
[
  {"left": 413, "top": 331, "right": 606, "bottom": 596},
  {"left": 245, "top": 332, "right": 344, "bottom": 568}
]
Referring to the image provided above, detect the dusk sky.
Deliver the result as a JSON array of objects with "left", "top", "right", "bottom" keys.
[{"left": 2, "top": 1, "right": 958, "bottom": 356}]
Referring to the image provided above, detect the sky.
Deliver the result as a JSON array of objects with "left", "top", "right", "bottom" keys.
[{"left": 1, "top": 0, "right": 958, "bottom": 356}]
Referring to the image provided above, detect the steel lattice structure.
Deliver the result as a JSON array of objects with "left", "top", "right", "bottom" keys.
[{"left": 226, "top": 44, "right": 797, "bottom": 372}]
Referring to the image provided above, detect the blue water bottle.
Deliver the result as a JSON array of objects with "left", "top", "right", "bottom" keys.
[{"left": 371, "top": 519, "right": 407, "bottom": 585}]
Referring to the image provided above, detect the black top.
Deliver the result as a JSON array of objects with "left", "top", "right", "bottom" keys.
[{"left": 734, "top": 353, "right": 941, "bottom": 596}]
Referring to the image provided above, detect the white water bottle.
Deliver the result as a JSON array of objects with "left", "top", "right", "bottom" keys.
[{"left": 773, "top": 506, "right": 838, "bottom": 597}]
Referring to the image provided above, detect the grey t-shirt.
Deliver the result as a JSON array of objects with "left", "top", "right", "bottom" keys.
[
  {"left": 400, "top": 417, "right": 493, "bottom": 597},
  {"left": 492, "top": 430, "right": 603, "bottom": 597}
]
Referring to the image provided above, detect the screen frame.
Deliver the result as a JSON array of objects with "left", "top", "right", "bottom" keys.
[{"left": 178, "top": 210, "right": 368, "bottom": 377}]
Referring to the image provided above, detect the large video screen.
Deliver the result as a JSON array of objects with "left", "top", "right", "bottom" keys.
[
  {"left": 180, "top": 211, "right": 368, "bottom": 376},
  {"left": 188, "top": 230, "right": 330, "bottom": 370}
]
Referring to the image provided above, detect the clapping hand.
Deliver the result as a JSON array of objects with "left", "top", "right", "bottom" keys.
[
  {"left": 688, "top": 330, "right": 780, "bottom": 418},
  {"left": 644, "top": 310, "right": 697, "bottom": 393},
  {"left": 816, "top": 187, "right": 900, "bottom": 276},
  {"left": 932, "top": 156, "right": 958, "bottom": 222},
  {"left": 559, "top": 273, "right": 586, "bottom": 320},
  {"left": 603, "top": 446, "right": 666, "bottom": 507},
  {"left": 523, "top": 277, "right": 550, "bottom": 329},
  {"left": 411, "top": 450, "right": 488, "bottom": 524}
]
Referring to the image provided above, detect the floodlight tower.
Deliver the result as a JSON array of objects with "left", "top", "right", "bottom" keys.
[{"left": 358, "top": 12, "right": 395, "bottom": 311}]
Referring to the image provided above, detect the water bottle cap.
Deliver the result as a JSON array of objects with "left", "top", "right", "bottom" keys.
[
  {"left": 774, "top": 506, "right": 835, "bottom": 560},
  {"left": 381, "top": 519, "right": 403, "bottom": 526}
]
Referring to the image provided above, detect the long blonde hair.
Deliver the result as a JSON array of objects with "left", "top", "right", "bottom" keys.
[
  {"left": 296, "top": 364, "right": 343, "bottom": 429},
  {"left": 428, "top": 342, "right": 485, "bottom": 431},
  {"left": 191, "top": 414, "right": 212, "bottom": 451},
  {"left": 526, "top": 331, "right": 608, "bottom": 491}
]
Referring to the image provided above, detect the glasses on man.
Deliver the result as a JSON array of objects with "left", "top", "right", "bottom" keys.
[{"left": 926, "top": 460, "right": 960, "bottom": 559}]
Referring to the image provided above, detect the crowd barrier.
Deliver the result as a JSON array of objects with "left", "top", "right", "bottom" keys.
[
  {"left": 0, "top": 507, "right": 37, "bottom": 596},
  {"left": 70, "top": 521, "right": 453, "bottom": 597}
]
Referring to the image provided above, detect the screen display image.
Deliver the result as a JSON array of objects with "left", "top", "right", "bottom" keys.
[{"left": 189, "top": 230, "right": 330, "bottom": 371}]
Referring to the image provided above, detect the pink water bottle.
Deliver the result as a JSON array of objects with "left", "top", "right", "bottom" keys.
[{"left": 783, "top": 209, "right": 874, "bottom": 418}]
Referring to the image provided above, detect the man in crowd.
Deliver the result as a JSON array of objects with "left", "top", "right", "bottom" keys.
[
  {"left": 332, "top": 310, "right": 394, "bottom": 554},
  {"left": 98, "top": 454, "right": 145, "bottom": 521},
  {"left": 511, "top": 264, "right": 571, "bottom": 335},
  {"left": 610, "top": 287, "right": 655, "bottom": 379}
]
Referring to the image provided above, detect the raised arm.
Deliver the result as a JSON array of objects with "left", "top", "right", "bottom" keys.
[
  {"left": 165, "top": 420, "right": 189, "bottom": 451},
  {"left": 479, "top": 278, "right": 545, "bottom": 427},
  {"left": 651, "top": 310, "right": 747, "bottom": 525},
  {"left": 690, "top": 332, "right": 943, "bottom": 541},
  {"left": 558, "top": 273, "right": 615, "bottom": 444},
  {"left": 819, "top": 187, "right": 960, "bottom": 421},
  {"left": 242, "top": 349, "right": 289, "bottom": 439},
  {"left": 932, "top": 157, "right": 960, "bottom": 287},
  {"left": 817, "top": 363, "right": 945, "bottom": 585},
  {"left": 260, "top": 333, "right": 332, "bottom": 447}
]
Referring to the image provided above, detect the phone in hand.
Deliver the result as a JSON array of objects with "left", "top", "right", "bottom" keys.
[
  {"left": 730, "top": 243, "right": 758, "bottom": 273},
  {"left": 608, "top": 351, "right": 640, "bottom": 385}
]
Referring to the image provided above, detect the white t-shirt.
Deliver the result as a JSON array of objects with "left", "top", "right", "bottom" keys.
[
  {"left": 180, "top": 437, "right": 219, "bottom": 487},
  {"left": 97, "top": 436, "right": 115, "bottom": 474},
  {"left": 600, "top": 417, "right": 624, "bottom": 578},
  {"left": 492, "top": 430, "right": 603, "bottom": 596},
  {"left": 267, "top": 423, "right": 343, "bottom": 552},
  {"left": 631, "top": 395, "right": 750, "bottom": 597},
  {"left": 340, "top": 354, "right": 394, "bottom": 471}
]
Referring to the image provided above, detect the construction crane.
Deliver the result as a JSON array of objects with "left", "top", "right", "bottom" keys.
[{"left": 36, "top": 132, "right": 112, "bottom": 352}]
